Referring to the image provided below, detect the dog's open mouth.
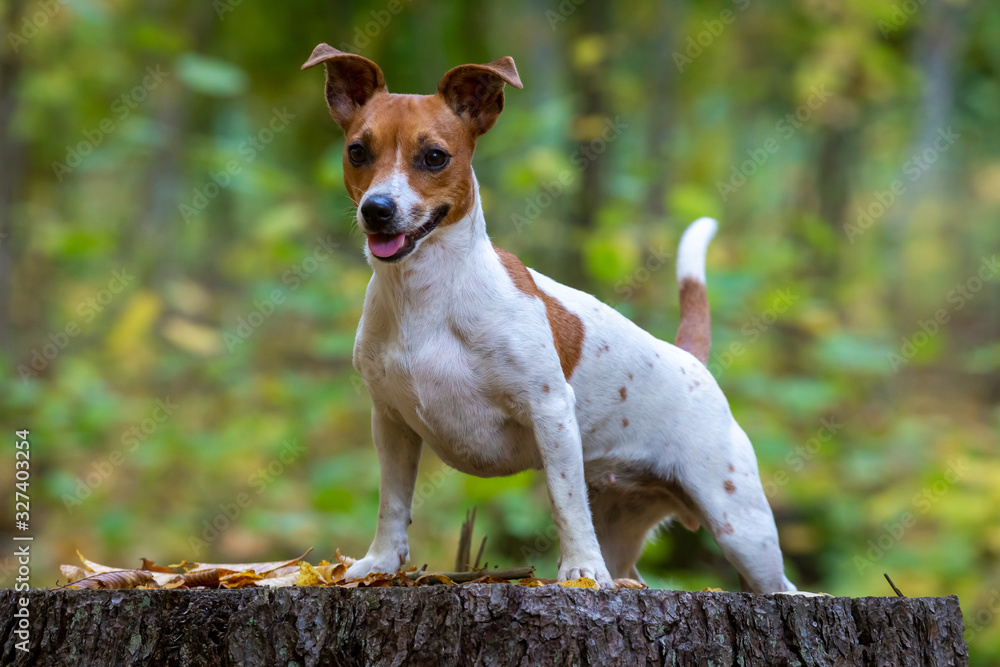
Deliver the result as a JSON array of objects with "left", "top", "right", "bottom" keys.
[{"left": 367, "top": 205, "right": 449, "bottom": 262}]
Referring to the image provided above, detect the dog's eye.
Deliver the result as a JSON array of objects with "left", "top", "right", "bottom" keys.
[
  {"left": 348, "top": 143, "right": 368, "bottom": 166},
  {"left": 424, "top": 149, "right": 449, "bottom": 170}
]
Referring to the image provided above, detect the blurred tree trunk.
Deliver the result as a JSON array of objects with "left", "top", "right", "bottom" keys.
[
  {"left": 2, "top": 588, "right": 970, "bottom": 666},
  {"left": 0, "top": 0, "right": 29, "bottom": 350},
  {"left": 885, "top": 0, "right": 965, "bottom": 310},
  {"left": 564, "top": 0, "right": 612, "bottom": 286}
]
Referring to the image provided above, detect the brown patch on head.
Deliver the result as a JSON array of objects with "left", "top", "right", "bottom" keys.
[
  {"left": 724, "top": 480, "right": 736, "bottom": 494},
  {"left": 675, "top": 278, "right": 711, "bottom": 365},
  {"left": 542, "top": 384, "right": 550, "bottom": 393},
  {"left": 619, "top": 386, "right": 627, "bottom": 401},
  {"left": 494, "top": 246, "right": 585, "bottom": 379},
  {"left": 341, "top": 93, "right": 479, "bottom": 227}
]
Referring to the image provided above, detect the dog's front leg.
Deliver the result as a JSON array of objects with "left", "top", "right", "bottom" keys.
[
  {"left": 534, "top": 384, "right": 614, "bottom": 588},
  {"left": 345, "top": 408, "right": 422, "bottom": 579}
]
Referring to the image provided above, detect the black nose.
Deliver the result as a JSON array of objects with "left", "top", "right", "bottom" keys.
[{"left": 361, "top": 195, "right": 397, "bottom": 229}]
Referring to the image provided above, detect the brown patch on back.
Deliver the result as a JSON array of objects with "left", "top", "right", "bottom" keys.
[
  {"left": 675, "top": 278, "right": 711, "bottom": 365},
  {"left": 723, "top": 480, "right": 736, "bottom": 494},
  {"left": 619, "top": 386, "right": 627, "bottom": 401},
  {"left": 727, "top": 463, "right": 735, "bottom": 473},
  {"left": 494, "top": 246, "right": 585, "bottom": 379},
  {"left": 622, "top": 418, "right": 629, "bottom": 428}
]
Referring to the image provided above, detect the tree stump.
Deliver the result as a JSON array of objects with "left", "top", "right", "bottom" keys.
[{"left": 1, "top": 587, "right": 968, "bottom": 666}]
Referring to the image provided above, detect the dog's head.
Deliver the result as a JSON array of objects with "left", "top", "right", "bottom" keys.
[{"left": 302, "top": 45, "right": 522, "bottom": 263}]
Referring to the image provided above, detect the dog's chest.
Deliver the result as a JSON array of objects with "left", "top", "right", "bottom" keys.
[{"left": 359, "top": 331, "right": 542, "bottom": 476}]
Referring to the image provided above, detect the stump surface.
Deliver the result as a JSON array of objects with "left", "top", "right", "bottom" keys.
[{"left": 0, "top": 587, "right": 968, "bottom": 666}]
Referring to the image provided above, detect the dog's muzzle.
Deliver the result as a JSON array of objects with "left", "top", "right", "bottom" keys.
[{"left": 364, "top": 203, "right": 449, "bottom": 262}]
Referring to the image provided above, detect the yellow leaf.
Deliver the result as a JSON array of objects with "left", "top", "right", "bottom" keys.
[
  {"left": 297, "top": 562, "right": 325, "bottom": 587},
  {"left": 105, "top": 290, "right": 161, "bottom": 371},
  {"left": 161, "top": 316, "right": 222, "bottom": 356},
  {"left": 558, "top": 577, "right": 599, "bottom": 589}
]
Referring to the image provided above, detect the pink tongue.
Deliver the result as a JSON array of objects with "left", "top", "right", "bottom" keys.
[{"left": 367, "top": 233, "right": 406, "bottom": 258}]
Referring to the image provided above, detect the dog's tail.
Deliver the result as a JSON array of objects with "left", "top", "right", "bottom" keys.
[{"left": 674, "top": 217, "right": 718, "bottom": 365}]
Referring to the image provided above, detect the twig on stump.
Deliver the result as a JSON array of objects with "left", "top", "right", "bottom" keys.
[
  {"left": 884, "top": 572, "right": 906, "bottom": 597},
  {"left": 455, "top": 507, "right": 477, "bottom": 571}
]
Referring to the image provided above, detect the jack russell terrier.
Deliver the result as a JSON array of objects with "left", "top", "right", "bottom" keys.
[{"left": 302, "top": 44, "right": 796, "bottom": 592}]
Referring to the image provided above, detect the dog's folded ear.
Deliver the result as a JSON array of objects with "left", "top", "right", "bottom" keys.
[
  {"left": 302, "top": 44, "right": 386, "bottom": 129},
  {"left": 438, "top": 57, "right": 522, "bottom": 137}
]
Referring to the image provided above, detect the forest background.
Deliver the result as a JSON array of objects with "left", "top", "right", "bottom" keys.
[{"left": 1, "top": 0, "right": 998, "bottom": 661}]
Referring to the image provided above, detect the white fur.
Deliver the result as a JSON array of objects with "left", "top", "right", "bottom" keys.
[
  {"left": 676, "top": 216, "right": 717, "bottom": 283},
  {"left": 345, "top": 176, "right": 796, "bottom": 592}
]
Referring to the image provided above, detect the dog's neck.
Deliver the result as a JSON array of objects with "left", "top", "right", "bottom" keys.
[{"left": 365, "top": 172, "right": 494, "bottom": 321}]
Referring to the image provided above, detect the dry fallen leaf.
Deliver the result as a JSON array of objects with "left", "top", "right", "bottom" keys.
[
  {"left": 220, "top": 570, "right": 264, "bottom": 589},
  {"left": 297, "top": 562, "right": 326, "bottom": 587},
  {"left": 614, "top": 578, "right": 647, "bottom": 590},
  {"left": 65, "top": 570, "right": 155, "bottom": 590},
  {"left": 60, "top": 565, "right": 89, "bottom": 584},
  {"left": 140, "top": 558, "right": 178, "bottom": 574},
  {"left": 558, "top": 577, "right": 599, "bottom": 589},
  {"left": 413, "top": 573, "right": 456, "bottom": 586}
]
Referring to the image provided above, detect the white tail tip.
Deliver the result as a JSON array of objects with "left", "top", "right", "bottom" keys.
[{"left": 676, "top": 217, "right": 718, "bottom": 283}]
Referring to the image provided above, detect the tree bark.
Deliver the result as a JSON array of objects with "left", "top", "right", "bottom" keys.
[{"left": 1, "top": 587, "right": 968, "bottom": 666}]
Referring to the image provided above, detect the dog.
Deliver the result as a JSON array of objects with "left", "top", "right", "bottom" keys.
[{"left": 302, "top": 44, "right": 796, "bottom": 592}]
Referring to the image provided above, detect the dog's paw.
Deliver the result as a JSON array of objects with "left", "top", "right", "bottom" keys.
[
  {"left": 344, "top": 552, "right": 405, "bottom": 580},
  {"left": 558, "top": 561, "right": 614, "bottom": 589}
]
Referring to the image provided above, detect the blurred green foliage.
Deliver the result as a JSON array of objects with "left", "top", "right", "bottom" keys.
[{"left": 1, "top": 0, "right": 999, "bottom": 661}]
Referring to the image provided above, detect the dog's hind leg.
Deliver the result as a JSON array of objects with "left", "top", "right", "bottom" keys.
[{"left": 679, "top": 421, "right": 797, "bottom": 593}]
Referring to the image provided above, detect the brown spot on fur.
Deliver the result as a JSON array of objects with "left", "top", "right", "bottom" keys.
[
  {"left": 542, "top": 384, "right": 550, "bottom": 393},
  {"left": 627, "top": 372, "right": 633, "bottom": 380},
  {"left": 494, "top": 246, "right": 585, "bottom": 379},
  {"left": 675, "top": 278, "right": 711, "bottom": 365},
  {"left": 560, "top": 472, "right": 566, "bottom": 478},
  {"left": 727, "top": 464, "right": 735, "bottom": 472},
  {"left": 622, "top": 418, "right": 629, "bottom": 428},
  {"left": 724, "top": 480, "right": 736, "bottom": 494},
  {"left": 558, "top": 423, "right": 564, "bottom": 430},
  {"left": 619, "top": 386, "right": 627, "bottom": 401},
  {"left": 721, "top": 522, "right": 735, "bottom": 535}
]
